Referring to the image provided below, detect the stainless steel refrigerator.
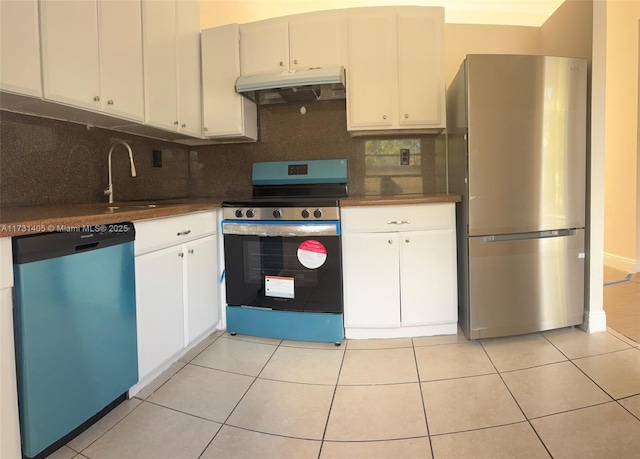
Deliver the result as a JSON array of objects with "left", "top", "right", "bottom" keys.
[{"left": 447, "top": 54, "right": 587, "bottom": 339}]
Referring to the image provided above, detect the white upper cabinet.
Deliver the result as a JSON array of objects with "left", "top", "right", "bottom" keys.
[
  {"left": 142, "top": 0, "right": 178, "bottom": 132},
  {"left": 98, "top": 0, "right": 144, "bottom": 121},
  {"left": 40, "top": 0, "right": 101, "bottom": 111},
  {"left": 346, "top": 6, "right": 445, "bottom": 134},
  {"left": 397, "top": 11, "right": 444, "bottom": 128},
  {"left": 142, "top": 0, "right": 202, "bottom": 137},
  {"left": 240, "top": 10, "right": 345, "bottom": 76},
  {"left": 176, "top": 0, "right": 203, "bottom": 137},
  {"left": 40, "top": 0, "right": 144, "bottom": 121},
  {"left": 346, "top": 11, "right": 395, "bottom": 129},
  {"left": 0, "top": 0, "right": 42, "bottom": 97},
  {"left": 288, "top": 10, "right": 345, "bottom": 70},
  {"left": 201, "top": 24, "right": 257, "bottom": 141},
  {"left": 240, "top": 20, "right": 289, "bottom": 75}
]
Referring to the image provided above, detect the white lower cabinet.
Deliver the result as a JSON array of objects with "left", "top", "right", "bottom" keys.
[
  {"left": 135, "top": 245, "right": 185, "bottom": 380},
  {"left": 133, "top": 212, "right": 219, "bottom": 389},
  {"left": 183, "top": 235, "right": 219, "bottom": 345},
  {"left": 342, "top": 203, "right": 457, "bottom": 339}
]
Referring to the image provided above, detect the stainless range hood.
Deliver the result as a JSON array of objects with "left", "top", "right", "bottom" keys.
[{"left": 235, "top": 65, "right": 346, "bottom": 105}]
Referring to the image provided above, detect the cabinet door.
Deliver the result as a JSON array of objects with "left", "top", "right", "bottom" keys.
[
  {"left": 176, "top": 0, "right": 202, "bottom": 137},
  {"left": 142, "top": 0, "right": 178, "bottom": 131},
  {"left": 135, "top": 246, "right": 184, "bottom": 380},
  {"left": 201, "top": 24, "right": 258, "bottom": 140},
  {"left": 397, "top": 9, "right": 445, "bottom": 127},
  {"left": 346, "top": 12, "right": 395, "bottom": 129},
  {"left": 343, "top": 233, "right": 400, "bottom": 328},
  {"left": 0, "top": 0, "right": 41, "bottom": 97},
  {"left": 98, "top": 0, "right": 144, "bottom": 121},
  {"left": 288, "top": 11, "right": 344, "bottom": 70},
  {"left": 40, "top": 0, "right": 101, "bottom": 110},
  {"left": 399, "top": 230, "right": 457, "bottom": 326},
  {"left": 183, "top": 236, "right": 219, "bottom": 346},
  {"left": 239, "top": 20, "right": 289, "bottom": 75}
]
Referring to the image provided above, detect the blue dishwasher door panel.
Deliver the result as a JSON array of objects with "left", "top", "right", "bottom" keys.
[{"left": 13, "top": 241, "right": 138, "bottom": 458}]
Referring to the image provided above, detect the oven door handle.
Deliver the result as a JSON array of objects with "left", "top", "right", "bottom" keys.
[{"left": 222, "top": 222, "right": 340, "bottom": 237}]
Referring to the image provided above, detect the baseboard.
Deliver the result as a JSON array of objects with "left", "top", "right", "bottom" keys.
[
  {"left": 603, "top": 252, "right": 637, "bottom": 273},
  {"left": 579, "top": 308, "right": 607, "bottom": 334}
]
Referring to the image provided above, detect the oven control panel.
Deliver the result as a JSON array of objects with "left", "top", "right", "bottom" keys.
[{"left": 223, "top": 206, "right": 339, "bottom": 221}]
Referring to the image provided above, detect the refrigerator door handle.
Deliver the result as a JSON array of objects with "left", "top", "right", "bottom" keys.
[{"left": 481, "top": 229, "right": 578, "bottom": 243}]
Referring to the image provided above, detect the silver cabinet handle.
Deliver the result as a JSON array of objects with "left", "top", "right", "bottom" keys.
[
  {"left": 404, "top": 113, "right": 409, "bottom": 119},
  {"left": 178, "top": 252, "right": 184, "bottom": 257},
  {"left": 279, "top": 61, "right": 284, "bottom": 66},
  {"left": 204, "top": 127, "right": 209, "bottom": 131},
  {"left": 405, "top": 239, "right": 410, "bottom": 243},
  {"left": 93, "top": 96, "right": 100, "bottom": 102},
  {"left": 382, "top": 114, "right": 387, "bottom": 120},
  {"left": 293, "top": 59, "right": 298, "bottom": 64},
  {"left": 177, "top": 230, "right": 191, "bottom": 236},
  {"left": 188, "top": 249, "right": 194, "bottom": 254},
  {"left": 173, "top": 120, "right": 179, "bottom": 125},
  {"left": 108, "top": 100, "right": 114, "bottom": 105},
  {"left": 387, "top": 220, "right": 410, "bottom": 225},
  {"left": 388, "top": 239, "right": 393, "bottom": 244}
]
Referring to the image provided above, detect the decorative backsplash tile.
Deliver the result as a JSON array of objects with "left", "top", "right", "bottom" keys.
[{"left": 0, "top": 102, "right": 447, "bottom": 207}]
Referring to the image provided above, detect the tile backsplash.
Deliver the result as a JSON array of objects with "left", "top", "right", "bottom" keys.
[
  {"left": 0, "top": 111, "right": 192, "bottom": 207},
  {"left": 0, "top": 102, "right": 446, "bottom": 207}
]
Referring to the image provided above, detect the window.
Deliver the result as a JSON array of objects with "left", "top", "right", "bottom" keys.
[{"left": 364, "top": 139, "right": 423, "bottom": 195}]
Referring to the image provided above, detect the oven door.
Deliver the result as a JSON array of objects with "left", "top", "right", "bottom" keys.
[{"left": 223, "top": 221, "right": 343, "bottom": 313}]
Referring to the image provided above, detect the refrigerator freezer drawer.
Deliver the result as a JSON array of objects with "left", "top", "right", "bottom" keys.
[{"left": 468, "top": 229, "right": 585, "bottom": 339}]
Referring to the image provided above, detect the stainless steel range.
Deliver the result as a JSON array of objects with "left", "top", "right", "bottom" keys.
[{"left": 222, "top": 159, "right": 348, "bottom": 344}]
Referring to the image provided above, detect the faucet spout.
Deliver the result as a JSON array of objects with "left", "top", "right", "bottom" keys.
[{"left": 105, "top": 140, "right": 137, "bottom": 204}]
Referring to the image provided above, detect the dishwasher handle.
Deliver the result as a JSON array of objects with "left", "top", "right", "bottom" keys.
[{"left": 13, "top": 222, "right": 136, "bottom": 264}]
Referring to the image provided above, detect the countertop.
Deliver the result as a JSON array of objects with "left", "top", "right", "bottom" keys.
[
  {"left": 0, "top": 194, "right": 461, "bottom": 237},
  {"left": 340, "top": 193, "right": 461, "bottom": 206},
  {"left": 0, "top": 198, "right": 224, "bottom": 238}
]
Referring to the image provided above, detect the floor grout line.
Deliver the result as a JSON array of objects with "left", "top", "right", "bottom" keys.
[{"left": 57, "top": 328, "right": 640, "bottom": 459}]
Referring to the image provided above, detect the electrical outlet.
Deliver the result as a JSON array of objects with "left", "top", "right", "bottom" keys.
[
  {"left": 400, "top": 149, "right": 410, "bottom": 166},
  {"left": 152, "top": 150, "right": 162, "bottom": 168}
]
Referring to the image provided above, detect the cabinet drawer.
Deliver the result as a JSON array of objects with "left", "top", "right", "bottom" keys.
[
  {"left": 133, "top": 211, "right": 216, "bottom": 255},
  {"left": 341, "top": 203, "right": 454, "bottom": 233}
]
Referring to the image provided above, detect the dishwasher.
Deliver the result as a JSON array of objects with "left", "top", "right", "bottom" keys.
[{"left": 12, "top": 224, "right": 138, "bottom": 459}]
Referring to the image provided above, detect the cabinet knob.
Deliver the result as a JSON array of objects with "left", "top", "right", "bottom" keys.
[
  {"left": 382, "top": 114, "right": 387, "bottom": 120},
  {"left": 404, "top": 114, "right": 409, "bottom": 119},
  {"left": 388, "top": 239, "right": 393, "bottom": 244},
  {"left": 178, "top": 252, "right": 184, "bottom": 257},
  {"left": 177, "top": 230, "right": 191, "bottom": 236},
  {"left": 181, "top": 123, "right": 186, "bottom": 128},
  {"left": 293, "top": 59, "right": 298, "bottom": 64},
  {"left": 93, "top": 96, "right": 100, "bottom": 102},
  {"left": 405, "top": 239, "right": 410, "bottom": 243},
  {"left": 108, "top": 99, "right": 114, "bottom": 105},
  {"left": 204, "top": 127, "right": 208, "bottom": 132},
  {"left": 188, "top": 249, "right": 194, "bottom": 254},
  {"left": 174, "top": 120, "right": 179, "bottom": 125},
  {"left": 279, "top": 61, "right": 284, "bottom": 66}
]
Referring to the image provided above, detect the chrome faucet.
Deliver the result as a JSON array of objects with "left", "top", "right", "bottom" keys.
[{"left": 104, "top": 140, "right": 137, "bottom": 204}]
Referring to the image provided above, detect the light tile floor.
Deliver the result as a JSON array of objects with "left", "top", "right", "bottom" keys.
[{"left": 47, "top": 327, "right": 640, "bottom": 459}]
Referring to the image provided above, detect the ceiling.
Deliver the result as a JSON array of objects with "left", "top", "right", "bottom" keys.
[
  {"left": 207, "top": 1, "right": 567, "bottom": 27},
  {"left": 220, "top": 0, "right": 564, "bottom": 27},
  {"left": 432, "top": 0, "right": 565, "bottom": 26}
]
